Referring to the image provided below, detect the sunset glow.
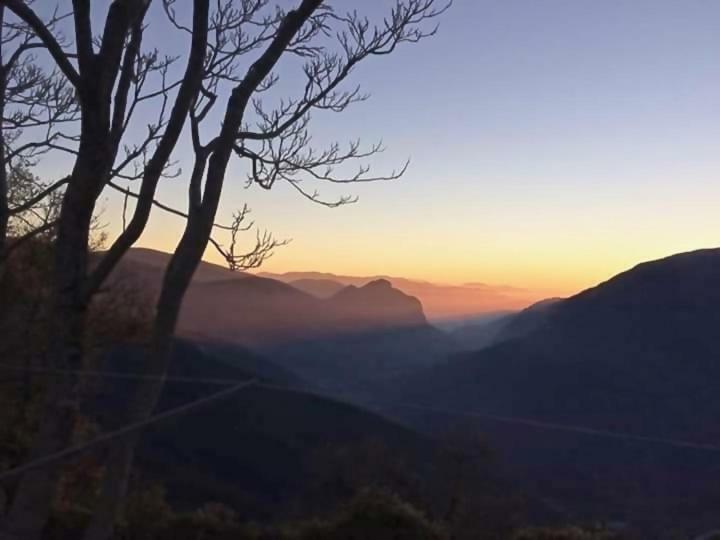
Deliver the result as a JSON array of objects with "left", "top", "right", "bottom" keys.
[
  {"left": 93, "top": 0, "right": 720, "bottom": 301},
  {"left": 5, "top": 1, "right": 720, "bottom": 535}
]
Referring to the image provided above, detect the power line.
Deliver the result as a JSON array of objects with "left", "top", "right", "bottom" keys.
[
  {"left": 0, "top": 364, "right": 245, "bottom": 387},
  {"left": 257, "top": 382, "right": 720, "bottom": 453},
  {"left": 0, "top": 378, "right": 257, "bottom": 484},
  {"left": 1, "top": 362, "right": 720, "bottom": 473},
  {"left": 380, "top": 402, "right": 720, "bottom": 452}
]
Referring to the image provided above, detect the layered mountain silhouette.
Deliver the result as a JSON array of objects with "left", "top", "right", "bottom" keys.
[
  {"left": 260, "top": 270, "right": 540, "bottom": 319},
  {"left": 393, "top": 248, "right": 720, "bottom": 532},
  {"left": 325, "top": 279, "right": 426, "bottom": 329},
  {"left": 288, "top": 277, "right": 346, "bottom": 298},
  {"left": 110, "top": 246, "right": 249, "bottom": 286},
  {"left": 181, "top": 276, "right": 454, "bottom": 387},
  {"left": 404, "top": 249, "right": 720, "bottom": 433},
  {"left": 96, "top": 246, "right": 720, "bottom": 532},
  {"left": 105, "top": 248, "right": 454, "bottom": 385},
  {"left": 108, "top": 248, "right": 429, "bottom": 343},
  {"left": 180, "top": 273, "right": 431, "bottom": 345}
]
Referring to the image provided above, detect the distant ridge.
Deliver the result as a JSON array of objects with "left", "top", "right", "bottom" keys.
[
  {"left": 107, "top": 248, "right": 454, "bottom": 385},
  {"left": 110, "top": 248, "right": 433, "bottom": 346},
  {"left": 120, "top": 247, "right": 248, "bottom": 283},
  {"left": 111, "top": 249, "right": 541, "bottom": 319},
  {"left": 288, "top": 278, "right": 346, "bottom": 298},
  {"left": 259, "top": 270, "right": 540, "bottom": 319}
]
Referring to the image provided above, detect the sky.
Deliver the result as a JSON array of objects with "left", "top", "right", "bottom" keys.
[{"left": 46, "top": 1, "right": 720, "bottom": 297}]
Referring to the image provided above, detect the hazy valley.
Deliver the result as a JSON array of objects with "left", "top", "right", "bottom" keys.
[{"left": 80, "top": 246, "right": 720, "bottom": 537}]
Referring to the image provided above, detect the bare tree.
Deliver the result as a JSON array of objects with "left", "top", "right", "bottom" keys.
[
  {"left": 88, "top": 4, "right": 447, "bottom": 538},
  {"left": 0, "top": 1, "right": 448, "bottom": 539},
  {"left": 0, "top": 2, "right": 208, "bottom": 537},
  {"left": 0, "top": 2, "right": 77, "bottom": 265}
]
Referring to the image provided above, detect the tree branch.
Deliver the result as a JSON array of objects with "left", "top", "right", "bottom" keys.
[
  {"left": 71, "top": 0, "right": 94, "bottom": 72},
  {"left": 0, "top": 0, "right": 80, "bottom": 86},
  {"left": 8, "top": 175, "right": 69, "bottom": 215},
  {"left": 86, "top": 0, "right": 211, "bottom": 300}
]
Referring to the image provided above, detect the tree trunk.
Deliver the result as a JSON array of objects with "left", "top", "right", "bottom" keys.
[
  {"left": 0, "top": 8, "right": 7, "bottom": 266},
  {"left": 0, "top": 67, "right": 8, "bottom": 267},
  {"left": 1, "top": 156, "right": 105, "bottom": 540},
  {"left": 82, "top": 5, "right": 322, "bottom": 537},
  {"left": 82, "top": 219, "right": 213, "bottom": 540},
  {"left": 0, "top": 4, "right": 152, "bottom": 537}
]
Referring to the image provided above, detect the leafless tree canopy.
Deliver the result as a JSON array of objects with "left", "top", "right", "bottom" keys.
[
  {"left": 0, "top": 1, "right": 448, "bottom": 539},
  {"left": 0, "top": 0, "right": 447, "bottom": 274},
  {"left": 0, "top": 2, "right": 76, "bottom": 260}
]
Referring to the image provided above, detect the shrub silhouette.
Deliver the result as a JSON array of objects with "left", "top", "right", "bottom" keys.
[{"left": 288, "top": 487, "right": 446, "bottom": 540}]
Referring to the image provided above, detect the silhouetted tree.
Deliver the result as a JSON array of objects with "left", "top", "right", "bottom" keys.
[
  {"left": 511, "top": 526, "right": 621, "bottom": 540},
  {"left": 0, "top": 1, "right": 448, "bottom": 539},
  {"left": 0, "top": 3, "right": 77, "bottom": 265}
]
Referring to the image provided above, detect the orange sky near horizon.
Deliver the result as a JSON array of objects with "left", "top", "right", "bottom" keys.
[{"left": 129, "top": 203, "right": 720, "bottom": 301}]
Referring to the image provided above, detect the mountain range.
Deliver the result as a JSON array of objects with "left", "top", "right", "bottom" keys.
[
  {"left": 259, "top": 270, "right": 540, "bottom": 320},
  {"left": 106, "top": 248, "right": 456, "bottom": 386},
  {"left": 110, "top": 249, "right": 432, "bottom": 343},
  {"left": 390, "top": 248, "right": 720, "bottom": 534},
  {"left": 113, "top": 249, "right": 539, "bottom": 320},
  {"left": 103, "top": 245, "right": 720, "bottom": 534},
  {"left": 402, "top": 248, "right": 720, "bottom": 437}
]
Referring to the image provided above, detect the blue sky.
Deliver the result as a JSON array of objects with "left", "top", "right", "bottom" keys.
[{"left": 33, "top": 0, "right": 720, "bottom": 293}]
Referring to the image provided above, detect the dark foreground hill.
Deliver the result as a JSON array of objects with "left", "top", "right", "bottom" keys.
[
  {"left": 95, "top": 340, "right": 510, "bottom": 524},
  {"left": 393, "top": 248, "right": 720, "bottom": 535}
]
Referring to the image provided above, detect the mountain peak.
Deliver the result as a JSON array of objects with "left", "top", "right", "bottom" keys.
[
  {"left": 567, "top": 247, "right": 720, "bottom": 310},
  {"left": 363, "top": 278, "right": 393, "bottom": 289},
  {"left": 329, "top": 279, "right": 427, "bottom": 329}
]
